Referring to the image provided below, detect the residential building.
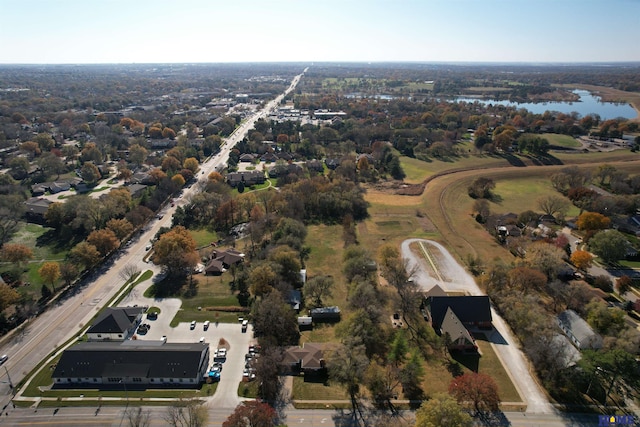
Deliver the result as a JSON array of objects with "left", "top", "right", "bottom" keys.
[{"left": 557, "top": 309, "right": 603, "bottom": 350}]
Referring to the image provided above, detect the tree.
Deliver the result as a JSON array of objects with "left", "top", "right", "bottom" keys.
[
  {"left": 80, "top": 162, "right": 101, "bottom": 185},
  {"left": 69, "top": 241, "right": 102, "bottom": 269},
  {"left": 616, "top": 275, "right": 632, "bottom": 295},
  {"left": 589, "top": 230, "right": 628, "bottom": 264},
  {"left": 124, "top": 407, "right": 151, "bottom": 427},
  {"left": 467, "top": 177, "right": 495, "bottom": 199},
  {"left": 153, "top": 226, "right": 198, "bottom": 277},
  {"left": 0, "top": 282, "right": 20, "bottom": 312},
  {"left": 60, "top": 262, "right": 79, "bottom": 287},
  {"left": 523, "top": 242, "right": 566, "bottom": 280},
  {"left": 328, "top": 338, "right": 369, "bottom": 424},
  {"left": 586, "top": 299, "right": 625, "bottom": 335},
  {"left": 222, "top": 400, "right": 277, "bottom": 427},
  {"left": 576, "top": 211, "right": 611, "bottom": 232},
  {"left": 303, "top": 275, "right": 334, "bottom": 308},
  {"left": 129, "top": 144, "right": 148, "bottom": 166},
  {"left": 251, "top": 290, "right": 300, "bottom": 347},
  {"left": 508, "top": 266, "right": 547, "bottom": 292},
  {"left": 0, "top": 243, "right": 33, "bottom": 267},
  {"left": 570, "top": 250, "right": 593, "bottom": 271},
  {"left": 268, "top": 245, "right": 301, "bottom": 287},
  {"left": 164, "top": 399, "right": 208, "bottom": 427},
  {"left": 38, "top": 152, "right": 65, "bottom": 180},
  {"left": 448, "top": 372, "right": 500, "bottom": 416},
  {"left": 38, "top": 262, "right": 60, "bottom": 292},
  {"left": 106, "top": 218, "right": 134, "bottom": 240},
  {"left": 580, "top": 348, "right": 640, "bottom": 404},
  {"left": 537, "top": 195, "right": 570, "bottom": 218},
  {"left": 415, "top": 393, "right": 472, "bottom": 427},
  {"left": 249, "top": 263, "right": 277, "bottom": 297},
  {"left": 34, "top": 132, "right": 55, "bottom": 151},
  {"left": 183, "top": 157, "right": 199, "bottom": 173},
  {"left": 119, "top": 264, "right": 141, "bottom": 283},
  {"left": 0, "top": 195, "right": 25, "bottom": 244},
  {"left": 87, "top": 228, "right": 120, "bottom": 256},
  {"left": 472, "top": 199, "right": 490, "bottom": 223}
]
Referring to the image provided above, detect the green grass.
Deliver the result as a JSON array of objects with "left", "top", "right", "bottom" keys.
[
  {"left": 291, "top": 376, "right": 348, "bottom": 400},
  {"left": 541, "top": 133, "right": 582, "bottom": 148},
  {"left": 189, "top": 228, "right": 218, "bottom": 248},
  {"left": 238, "top": 380, "right": 259, "bottom": 398},
  {"left": 619, "top": 260, "right": 640, "bottom": 268}
]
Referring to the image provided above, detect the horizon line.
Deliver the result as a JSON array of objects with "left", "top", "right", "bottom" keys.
[{"left": 1, "top": 60, "right": 640, "bottom": 67}]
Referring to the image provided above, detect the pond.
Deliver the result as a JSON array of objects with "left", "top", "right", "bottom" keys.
[{"left": 454, "top": 90, "right": 638, "bottom": 120}]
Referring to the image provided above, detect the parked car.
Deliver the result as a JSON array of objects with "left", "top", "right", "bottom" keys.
[
  {"left": 190, "top": 320, "right": 196, "bottom": 330},
  {"left": 241, "top": 319, "right": 248, "bottom": 332},
  {"left": 0, "top": 355, "right": 7, "bottom": 365},
  {"left": 216, "top": 348, "right": 227, "bottom": 359},
  {"left": 203, "top": 320, "right": 210, "bottom": 330}
]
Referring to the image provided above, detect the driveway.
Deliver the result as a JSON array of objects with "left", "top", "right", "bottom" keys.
[{"left": 401, "top": 239, "right": 554, "bottom": 414}]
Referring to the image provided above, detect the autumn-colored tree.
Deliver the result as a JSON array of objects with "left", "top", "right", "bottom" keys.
[
  {"left": 34, "top": 133, "right": 55, "bottom": 151},
  {"left": 60, "top": 262, "right": 79, "bottom": 287},
  {"left": 106, "top": 218, "right": 134, "bottom": 240},
  {"left": 162, "top": 127, "right": 176, "bottom": 139},
  {"left": 118, "top": 167, "right": 132, "bottom": 182},
  {"left": 183, "top": 157, "right": 199, "bottom": 173},
  {"left": 0, "top": 282, "right": 20, "bottom": 312},
  {"left": 0, "top": 243, "right": 33, "bottom": 267},
  {"left": 20, "top": 141, "right": 41, "bottom": 158},
  {"left": 69, "top": 241, "right": 102, "bottom": 269},
  {"left": 148, "top": 126, "right": 163, "bottom": 139},
  {"left": 171, "top": 174, "right": 186, "bottom": 188},
  {"left": 415, "top": 393, "right": 472, "bottom": 427},
  {"left": 162, "top": 156, "right": 181, "bottom": 173},
  {"left": 80, "top": 143, "right": 102, "bottom": 164},
  {"left": 208, "top": 171, "right": 224, "bottom": 183},
  {"left": 38, "top": 262, "right": 61, "bottom": 292},
  {"left": 523, "top": 242, "right": 566, "bottom": 279},
  {"left": 576, "top": 211, "right": 611, "bottom": 232},
  {"left": 80, "top": 162, "right": 101, "bottom": 185},
  {"left": 449, "top": 372, "right": 500, "bottom": 416},
  {"left": 616, "top": 275, "right": 633, "bottom": 295},
  {"left": 149, "top": 168, "right": 167, "bottom": 184},
  {"left": 119, "top": 117, "right": 133, "bottom": 129},
  {"left": 570, "top": 250, "right": 593, "bottom": 271},
  {"left": 128, "top": 143, "right": 148, "bottom": 166},
  {"left": 152, "top": 226, "right": 198, "bottom": 276},
  {"left": 508, "top": 266, "right": 547, "bottom": 292},
  {"left": 249, "top": 263, "right": 277, "bottom": 297},
  {"left": 222, "top": 400, "right": 276, "bottom": 427},
  {"left": 87, "top": 228, "right": 120, "bottom": 256}
]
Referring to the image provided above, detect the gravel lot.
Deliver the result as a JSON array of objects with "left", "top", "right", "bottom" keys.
[{"left": 401, "top": 238, "right": 554, "bottom": 414}]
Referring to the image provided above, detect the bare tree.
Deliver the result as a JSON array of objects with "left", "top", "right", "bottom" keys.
[
  {"left": 537, "top": 194, "right": 569, "bottom": 218},
  {"left": 119, "top": 264, "right": 141, "bottom": 283},
  {"left": 125, "top": 407, "right": 151, "bottom": 427},
  {"left": 164, "top": 399, "right": 208, "bottom": 427}
]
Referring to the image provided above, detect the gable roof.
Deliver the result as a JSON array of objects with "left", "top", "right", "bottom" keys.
[
  {"left": 52, "top": 341, "right": 207, "bottom": 379},
  {"left": 557, "top": 309, "right": 602, "bottom": 349},
  {"left": 282, "top": 342, "right": 335, "bottom": 370},
  {"left": 427, "top": 296, "right": 492, "bottom": 331},
  {"left": 440, "top": 307, "right": 476, "bottom": 348},
  {"left": 87, "top": 307, "right": 145, "bottom": 335},
  {"left": 424, "top": 284, "right": 447, "bottom": 298}
]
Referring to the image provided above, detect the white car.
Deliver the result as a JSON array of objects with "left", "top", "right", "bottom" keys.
[
  {"left": 199, "top": 337, "right": 205, "bottom": 343},
  {"left": 216, "top": 348, "right": 227, "bottom": 358},
  {"left": 190, "top": 320, "right": 196, "bottom": 330}
]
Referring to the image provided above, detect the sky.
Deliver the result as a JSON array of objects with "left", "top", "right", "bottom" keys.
[{"left": 1, "top": 0, "right": 639, "bottom": 64}]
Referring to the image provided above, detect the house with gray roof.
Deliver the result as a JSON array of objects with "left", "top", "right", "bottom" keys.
[
  {"left": 86, "top": 307, "right": 146, "bottom": 341},
  {"left": 52, "top": 341, "right": 210, "bottom": 388},
  {"left": 557, "top": 310, "right": 603, "bottom": 350}
]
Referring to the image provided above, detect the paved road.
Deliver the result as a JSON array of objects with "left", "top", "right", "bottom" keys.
[
  {"left": 0, "top": 69, "right": 306, "bottom": 420},
  {"left": 401, "top": 238, "right": 554, "bottom": 414}
]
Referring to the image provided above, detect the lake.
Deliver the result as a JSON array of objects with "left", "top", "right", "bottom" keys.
[{"left": 454, "top": 90, "right": 638, "bottom": 120}]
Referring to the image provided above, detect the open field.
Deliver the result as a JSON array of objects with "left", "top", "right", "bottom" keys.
[{"left": 541, "top": 133, "right": 582, "bottom": 148}]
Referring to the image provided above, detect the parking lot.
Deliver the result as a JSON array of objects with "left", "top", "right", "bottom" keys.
[{"left": 124, "top": 272, "right": 255, "bottom": 409}]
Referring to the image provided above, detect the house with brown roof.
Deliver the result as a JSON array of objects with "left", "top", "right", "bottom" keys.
[
  {"left": 425, "top": 296, "right": 492, "bottom": 351},
  {"left": 281, "top": 342, "right": 336, "bottom": 374},
  {"left": 204, "top": 249, "right": 244, "bottom": 275}
]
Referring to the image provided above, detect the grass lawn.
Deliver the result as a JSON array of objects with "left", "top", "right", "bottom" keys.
[
  {"left": 422, "top": 339, "right": 520, "bottom": 404},
  {"left": 238, "top": 380, "right": 259, "bottom": 398},
  {"left": 291, "top": 376, "right": 348, "bottom": 400},
  {"left": 541, "top": 133, "right": 581, "bottom": 148},
  {"left": 189, "top": 228, "right": 218, "bottom": 248},
  {"left": 168, "top": 274, "right": 248, "bottom": 327}
]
